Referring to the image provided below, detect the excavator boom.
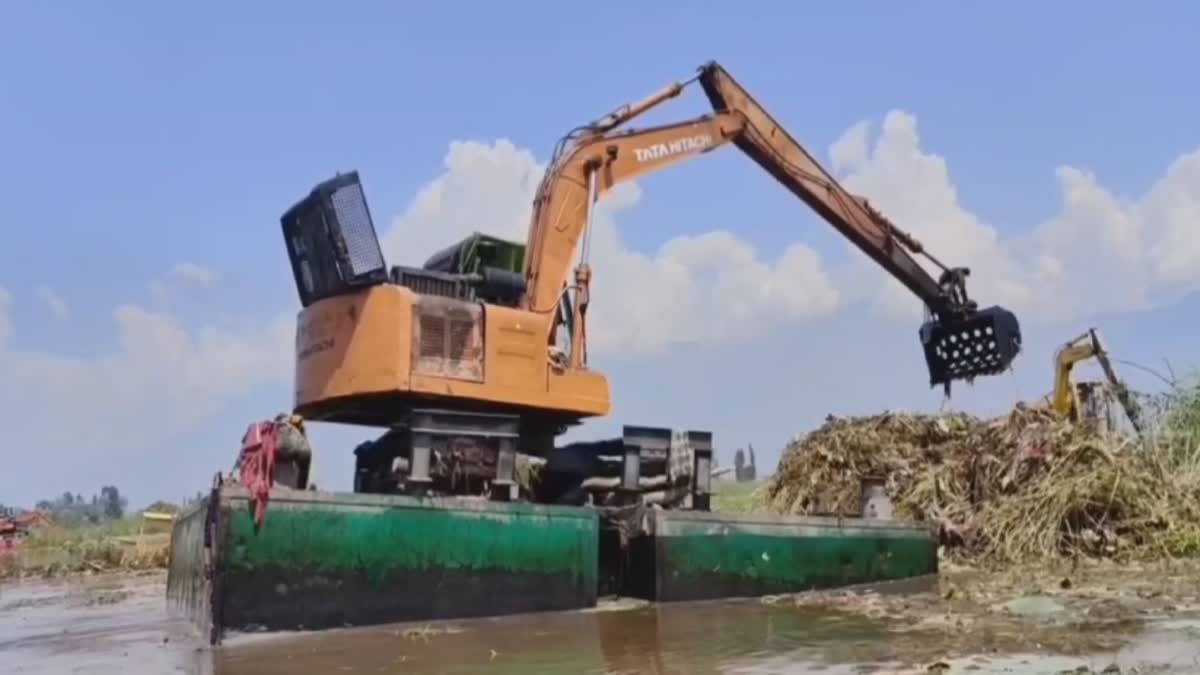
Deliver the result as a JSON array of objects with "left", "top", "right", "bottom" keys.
[{"left": 521, "top": 61, "right": 1022, "bottom": 388}]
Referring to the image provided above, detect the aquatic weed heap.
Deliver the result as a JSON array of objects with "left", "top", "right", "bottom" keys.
[
  {"left": 764, "top": 410, "right": 978, "bottom": 520},
  {"left": 763, "top": 404, "right": 1200, "bottom": 563}
]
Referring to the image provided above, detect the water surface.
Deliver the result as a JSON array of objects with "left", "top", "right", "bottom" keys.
[{"left": 3, "top": 571, "right": 1200, "bottom": 674}]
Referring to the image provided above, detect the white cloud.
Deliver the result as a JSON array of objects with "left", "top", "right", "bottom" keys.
[
  {"left": 828, "top": 112, "right": 1030, "bottom": 319},
  {"left": 146, "top": 262, "right": 221, "bottom": 304},
  {"left": 34, "top": 285, "right": 70, "bottom": 320},
  {"left": 383, "top": 139, "right": 840, "bottom": 355},
  {"left": 829, "top": 120, "right": 871, "bottom": 174},
  {"left": 168, "top": 262, "right": 221, "bottom": 288},
  {"left": 828, "top": 110, "right": 1200, "bottom": 323},
  {"left": 0, "top": 296, "right": 293, "bottom": 452}
]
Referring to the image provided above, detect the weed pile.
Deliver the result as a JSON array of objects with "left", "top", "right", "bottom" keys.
[{"left": 762, "top": 404, "right": 1200, "bottom": 563}]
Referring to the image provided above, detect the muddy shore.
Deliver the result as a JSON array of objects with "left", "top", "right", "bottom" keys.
[
  {"left": 3, "top": 557, "right": 1199, "bottom": 674},
  {"left": 778, "top": 557, "right": 1200, "bottom": 673}
]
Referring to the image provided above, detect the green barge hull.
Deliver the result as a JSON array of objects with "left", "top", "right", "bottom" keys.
[
  {"left": 166, "top": 485, "right": 599, "bottom": 644},
  {"left": 622, "top": 509, "right": 937, "bottom": 602},
  {"left": 167, "top": 485, "right": 935, "bottom": 644}
]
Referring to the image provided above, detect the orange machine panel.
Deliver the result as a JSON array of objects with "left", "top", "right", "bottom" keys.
[{"left": 294, "top": 284, "right": 610, "bottom": 421}]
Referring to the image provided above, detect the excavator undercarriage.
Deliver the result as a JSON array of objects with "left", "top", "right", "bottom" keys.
[{"left": 270, "top": 61, "right": 1024, "bottom": 509}]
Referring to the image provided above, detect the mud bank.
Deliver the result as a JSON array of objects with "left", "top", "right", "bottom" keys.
[
  {"left": 2, "top": 562, "right": 1200, "bottom": 674},
  {"left": 773, "top": 558, "right": 1200, "bottom": 673}
]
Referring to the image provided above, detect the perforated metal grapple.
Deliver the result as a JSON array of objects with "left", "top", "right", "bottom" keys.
[{"left": 920, "top": 305, "right": 1022, "bottom": 387}]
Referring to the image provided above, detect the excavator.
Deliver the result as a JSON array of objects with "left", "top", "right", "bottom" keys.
[
  {"left": 263, "top": 60, "right": 1023, "bottom": 507},
  {"left": 1049, "top": 328, "right": 1143, "bottom": 433}
]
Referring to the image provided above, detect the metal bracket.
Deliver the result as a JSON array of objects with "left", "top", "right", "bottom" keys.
[
  {"left": 620, "top": 425, "right": 672, "bottom": 497},
  {"left": 686, "top": 430, "right": 714, "bottom": 512},
  {"left": 406, "top": 409, "right": 521, "bottom": 500}
]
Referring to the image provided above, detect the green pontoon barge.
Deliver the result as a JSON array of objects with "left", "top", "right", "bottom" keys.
[{"left": 167, "top": 476, "right": 936, "bottom": 645}]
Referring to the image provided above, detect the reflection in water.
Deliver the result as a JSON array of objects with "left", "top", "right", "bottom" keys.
[{"left": 215, "top": 599, "right": 891, "bottom": 675}]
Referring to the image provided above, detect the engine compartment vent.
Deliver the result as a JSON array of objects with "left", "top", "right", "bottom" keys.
[{"left": 412, "top": 296, "right": 485, "bottom": 383}]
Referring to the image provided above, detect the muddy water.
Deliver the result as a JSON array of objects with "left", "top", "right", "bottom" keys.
[
  {"left": 0, "top": 572, "right": 203, "bottom": 674},
  {"left": 3, "top": 569, "right": 1200, "bottom": 674},
  {"left": 219, "top": 597, "right": 897, "bottom": 674}
]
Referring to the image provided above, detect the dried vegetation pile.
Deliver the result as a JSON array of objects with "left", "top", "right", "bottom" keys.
[{"left": 762, "top": 403, "right": 1200, "bottom": 563}]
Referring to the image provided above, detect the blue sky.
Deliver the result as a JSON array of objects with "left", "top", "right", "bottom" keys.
[{"left": 2, "top": 3, "right": 1198, "bottom": 508}]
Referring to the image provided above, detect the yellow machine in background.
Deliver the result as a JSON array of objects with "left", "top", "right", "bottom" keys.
[{"left": 1051, "top": 328, "right": 1142, "bottom": 433}]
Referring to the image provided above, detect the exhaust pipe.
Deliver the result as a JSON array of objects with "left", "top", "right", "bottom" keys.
[{"left": 920, "top": 305, "right": 1022, "bottom": 387}]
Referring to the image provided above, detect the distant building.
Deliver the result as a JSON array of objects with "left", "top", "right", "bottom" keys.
[
  {"left": 14, "top": 511, "right": 53, "bottom": 530},
  {"left": 0, "top": 510, "right": 54, "bottom": 551}
]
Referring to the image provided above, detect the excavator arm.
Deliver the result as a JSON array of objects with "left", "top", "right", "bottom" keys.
[
  {"left": 521, "top": 60, "right": 1022, "bottom": 388},
  {"left": 697, "top": 63, "right": 968, "bottom": 319},
  {"left": 1052, "top": 331, "right": 1101, "bottom": 417}
]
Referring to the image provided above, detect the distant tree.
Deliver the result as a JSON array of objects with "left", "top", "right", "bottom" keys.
[
  {"left": 26, "top": 486, "right": 136, "bottom": 527},
  {"left": 734, "top": 449, "right": 746, "bottom": 481},
  {"left": 99, "top": 486, "right": 126, "bottom": 520}
]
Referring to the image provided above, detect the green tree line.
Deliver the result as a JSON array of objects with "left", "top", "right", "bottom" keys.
[{"left": 28, "top": 486, "right": 128, "bottom": 527}]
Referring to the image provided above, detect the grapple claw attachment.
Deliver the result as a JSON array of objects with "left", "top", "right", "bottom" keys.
[{"left": 920, "top": 305, "right": 1022, "bottom": 387}]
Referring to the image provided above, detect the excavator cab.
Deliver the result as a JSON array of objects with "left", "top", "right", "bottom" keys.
[
  {"left": 280, "top": 171, "right": 389, "bottom": 308},
  {"left": 920, "top": 305, "right": 1022, "bottom": 387}
]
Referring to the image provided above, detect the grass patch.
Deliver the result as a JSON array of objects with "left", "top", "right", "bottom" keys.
[
  {"left": 1, "top": 517, "right": 171, "bottom": 580},
  {"left": 712, "top": 480, "right": 766, "bottom": 514}
]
